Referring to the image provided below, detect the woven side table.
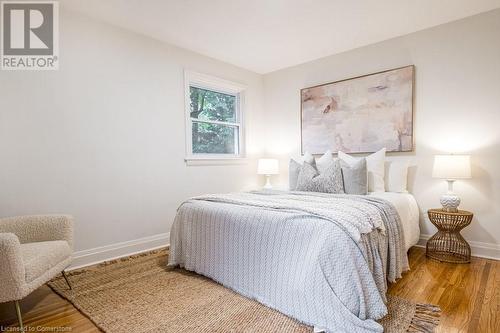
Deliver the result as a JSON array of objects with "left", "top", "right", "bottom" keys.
[{"left": 426, "top": 209, "right": 473, "bottom": 263}]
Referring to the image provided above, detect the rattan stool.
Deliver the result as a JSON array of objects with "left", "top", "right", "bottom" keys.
[{"left": 426, "top": 209, "right": 473, "bottom": 263}]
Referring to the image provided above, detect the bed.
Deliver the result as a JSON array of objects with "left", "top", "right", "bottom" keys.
[{"left": 168, "top": 190, "right": 420, "bottom": 332}]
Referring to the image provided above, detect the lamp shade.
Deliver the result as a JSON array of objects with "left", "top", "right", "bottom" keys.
[
  {"left": 257, "top": 159, "right": 279, "bottom": 175},
  {"left": 432, "top": 155, "right": 471, "bottom": 179}
]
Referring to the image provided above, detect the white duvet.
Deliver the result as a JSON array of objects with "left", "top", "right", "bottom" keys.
[{"left": 369, "top": 192, "right": 420, "bottom": 251}]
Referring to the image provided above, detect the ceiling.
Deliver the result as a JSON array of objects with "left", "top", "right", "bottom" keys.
[{"left": 61, "top": 0, "right": 500, "bottom": 74}]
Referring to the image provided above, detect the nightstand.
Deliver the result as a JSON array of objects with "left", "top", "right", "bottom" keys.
[{"left": 426, "top": 209, "right": 473, "bottom": 263}]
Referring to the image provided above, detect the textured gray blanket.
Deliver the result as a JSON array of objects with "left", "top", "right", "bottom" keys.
[{"left": 169, "top": 191, "right": 408, "bottom": 332}]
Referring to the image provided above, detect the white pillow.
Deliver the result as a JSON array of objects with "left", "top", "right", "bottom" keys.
[
  {"left": 302, "top": 152, "right": 315, "bottom": 165},
  {"left": 338, "top": 148, "right": 386, "bottom": 192},
  {"left": 385, "top": 161, "right": 408, "bottom": 193},
  {"left": 316, "top": 150, "right": 334, "bottom": 174}
]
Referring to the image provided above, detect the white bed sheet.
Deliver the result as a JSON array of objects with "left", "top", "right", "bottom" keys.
[{"left": 369, "top": 192, "right": 420, "bottom": 251}]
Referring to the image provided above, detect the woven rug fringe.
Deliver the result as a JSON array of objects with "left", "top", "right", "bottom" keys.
[{"left": 407, "top": 303, "right": 441, "bottom": 333}]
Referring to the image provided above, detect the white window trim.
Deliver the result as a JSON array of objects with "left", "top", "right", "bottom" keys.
[{"left": 184, "top": 70, "right": 247, "bottom": 165}]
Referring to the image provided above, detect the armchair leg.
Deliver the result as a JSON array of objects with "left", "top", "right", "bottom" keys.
[
  {"left": 62, "top": 270, "right": 73, "bottom": 290},
  {"left": 14, "top": 300, "right": 24, "bottom": 332}
]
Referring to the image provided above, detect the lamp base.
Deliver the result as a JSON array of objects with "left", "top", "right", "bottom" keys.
[
  {"left": 263, "top": 175, "right": 273, "bottom": 190},
  {"left": 440, "top": 194, "right": 460, "bottom": 212}
]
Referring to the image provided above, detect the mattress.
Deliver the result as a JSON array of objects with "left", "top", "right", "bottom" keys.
[{"left": 369, "top": 192, "right": 420, "bottom": 251}]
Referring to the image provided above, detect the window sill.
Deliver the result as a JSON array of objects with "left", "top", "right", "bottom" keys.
[{"left": 184, "top": 157, "right": 249, "bottom": 166}]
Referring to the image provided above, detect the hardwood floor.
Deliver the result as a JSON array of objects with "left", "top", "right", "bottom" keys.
[
  {"left": 388, "top": 247, "right": 499, "bottom": 333},
  {"left": 0, "top": 247, "right": 498, "bottom": 332}
]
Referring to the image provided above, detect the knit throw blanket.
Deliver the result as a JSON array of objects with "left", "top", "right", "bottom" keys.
[{"left": 169, "top": 191, "right": 408, "bottom": 332}]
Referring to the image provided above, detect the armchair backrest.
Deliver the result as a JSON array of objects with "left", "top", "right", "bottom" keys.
[{"left": 0, "top": 215, "right": 74, "bottom": 249}]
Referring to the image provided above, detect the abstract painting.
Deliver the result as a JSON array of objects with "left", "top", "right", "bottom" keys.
[{"left": 301, "top": 65, "right": 414, "bottom": 154}]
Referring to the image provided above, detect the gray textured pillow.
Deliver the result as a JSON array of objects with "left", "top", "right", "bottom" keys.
[
  {"left": 295, "top": 160, "right": 344, "bottom": 194},
  {"left": 340, "top": 158, "right": 368, "bottom": 195},
  {"left": 289, "top": 157, "right": 316, "bottom": 190},
  {"left": 289, "top": 159, "right": 301, "bottom": 190}
]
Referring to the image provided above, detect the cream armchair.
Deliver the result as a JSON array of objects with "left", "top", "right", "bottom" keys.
[{"left": 0, "top": 215, "right": 74, "bottom": 331}]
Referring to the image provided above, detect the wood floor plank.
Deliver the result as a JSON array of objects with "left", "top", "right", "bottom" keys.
[
  {"left": 477, "top": 260, "right": 500, "bottom": 333},
  {"left": 0, "top": 247, "right": 498, "bottom": 332},
  {"left": 468, "top": 262, "right": 491, "bottom": 330},
  {"left": 437, "top": 258, "right": 484, "bottom": 332}
]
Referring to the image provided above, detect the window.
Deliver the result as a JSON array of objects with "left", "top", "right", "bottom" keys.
[{"left": 185, "top": 71, "right": 245, "bottom": 162}]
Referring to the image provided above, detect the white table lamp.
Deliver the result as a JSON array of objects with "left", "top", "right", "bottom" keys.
[
  {"left": 257, "top": 159, "right": 279, "bottom": 189},
  {"left": 432, "top": 155, "right": 471, "bottom": 212}
]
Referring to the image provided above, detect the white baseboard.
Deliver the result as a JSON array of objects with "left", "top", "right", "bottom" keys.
[
  {"left": 416, "top": 234, "right": 500, "bottom": 260},
  {"left": 69, "top": 233, "right": 170, "bottom": 270}
]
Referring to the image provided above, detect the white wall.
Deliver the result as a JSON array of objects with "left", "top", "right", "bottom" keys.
[
  {"left": 0, "top": 10, "right": 265, "bottom": 254},
  {"left": 1, "top": 8, "right": 499, "bottom": 261},
  {"left": 263, "top": 9, "right": 500, "bottom": 257}
]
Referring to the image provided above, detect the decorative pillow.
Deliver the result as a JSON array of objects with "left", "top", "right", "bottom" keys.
[
  {"left": 385, "top": 161, "right": 409, "bottom": 193},
  {"left": 340, "top": 158, "right": 368, "bottom": 195},
  {"left": 295, "top": 160, "right": 344, "bottom": 194},
  {"left": 288, "top": 152, "right": 315, "bottom": 190},
  {"left": 316, "top": 150, "right": 334, "bottom": 174},
  {"left": 338, "top": 148, "right": 386, "bottom": 192}
]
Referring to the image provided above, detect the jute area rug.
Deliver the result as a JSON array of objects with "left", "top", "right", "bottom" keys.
[{"left": 49, "top": 249, "right": 440, "bottom": 333}]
